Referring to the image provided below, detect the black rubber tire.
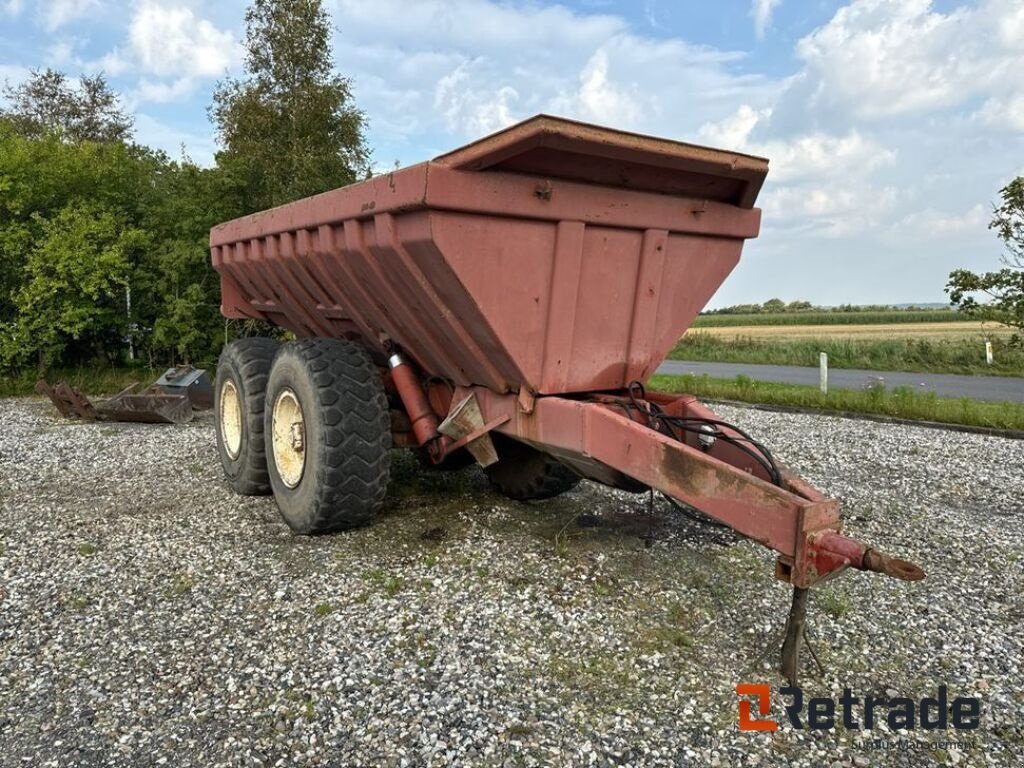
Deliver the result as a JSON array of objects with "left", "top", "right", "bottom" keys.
[
  {"left": 264, "top": 338, "right": 391, "bottom": 533},
  {"left": 485, "top": 434, "right": 580, "bottom": 501},
  {"left": 215, "top": 337, "right": 279, "bottom": 495}
]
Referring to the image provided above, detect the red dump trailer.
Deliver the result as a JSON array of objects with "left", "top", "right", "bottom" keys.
[{"left": 210, "top": 115, "right": 922, "bottom": 680}]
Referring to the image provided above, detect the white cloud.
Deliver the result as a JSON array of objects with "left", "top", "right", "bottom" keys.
[
  {"left": 129, "top": 0, "right": 239, "bottom": 79},
  {"left": 4, "top": 0, "right": 25, "bottom": 16},
  {"left": 0, "top": 64, "right": 31, "bottom": 106},
  {"left": 795, "top": 0, "right": 1024, "bottom": 120},
  {"left": 897, "top": 204, "right": 989, "bottom": 238},
  {"left": 135, "top": 77, "right": 195, "bottom": 104},
  {"left": 333, "top": 0, "right": 772, "bottom": 142},
  {"left": 699, "top": 104, "right": 895, "bottom": 182},
  {"left": 434, "top": 62, "right": 519, "bottom": 136},
  {"left": 698, "top": 104, "right": 768, "bottom": 149},
  {"left": 977, "top": 93, "right": 1024, "bottom": 132},
  {"left": 565, "top": 48, "right": 642, "bottom": 126},
  {"left": 91, "top": 48, "right": 131, "bottom": 77},
  {"left": 40, "top": 0, "right": 98, "bottom": 30},
  {"left": 751, "top": 0, "right": 781, "bottom": 39},
  {"left": 761, "top": 182, "right": 902, "bottom": 237}
]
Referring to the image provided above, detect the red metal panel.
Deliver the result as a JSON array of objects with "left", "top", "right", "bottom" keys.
[
  {"left": 433, "top": 114, "right": 767, "bottom": 208},
  {"left": 211, "top": 114, "right": 767, "bottom": 395}
]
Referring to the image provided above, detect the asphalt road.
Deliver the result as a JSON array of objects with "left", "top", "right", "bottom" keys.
[{"left": 656, "top": 360, "right": 1024, "bottom": 403}]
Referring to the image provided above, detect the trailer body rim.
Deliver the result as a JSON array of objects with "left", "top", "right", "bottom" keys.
[
  {"left": 272, "top": 388, "right": 306, "bottom": 489},
  {"left": 220, "top": 379, "right": 243, "bottom": 460}
]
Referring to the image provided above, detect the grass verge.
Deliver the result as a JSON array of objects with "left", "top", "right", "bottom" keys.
[
  {"left": 0, "top": 366, "right": 159, "bottom": 397},
  {"left": 649, "top": 373, "right": 1024, "bottom": 431},
  {"left": 670, "top": 333, "right": 1024, "bottom": 376}
]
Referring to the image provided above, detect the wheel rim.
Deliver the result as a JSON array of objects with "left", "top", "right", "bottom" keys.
[
  {"left": 272, "top": 388, "right": 306, "bottom": 489},
  {"left": 220, "top": 379, "right": 243, "bottom": 460}
]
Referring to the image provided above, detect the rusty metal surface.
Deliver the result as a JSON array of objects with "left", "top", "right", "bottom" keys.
[
  {"left": 210, "top": 115, "right": 766, "bottom": 396},
  {"left": 457, "top": 384, "right": 924, "bottom": 590},
  {"left": 98, "top": 385, "right": 193, "bottom": 424},
  {"left": 35, "top": 379, "right": 98, "bottom": 420},
  {"left": 37, "top": 376, "right": 196, "bottom": 425}
]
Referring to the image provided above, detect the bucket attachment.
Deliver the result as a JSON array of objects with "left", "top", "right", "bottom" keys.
[
  {"left": 97, "top": 383, "right": 193, "bottom": 424},
  {"left": 36, "top": 373, "right": 200, "bottom": 425}
]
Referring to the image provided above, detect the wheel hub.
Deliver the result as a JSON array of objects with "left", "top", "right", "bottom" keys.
[
  {"left": 220, "top": 380, "right": 243, "bottom": 460},
  {"left": 272, "top": 388, "right": 306, "bottom": 488}
]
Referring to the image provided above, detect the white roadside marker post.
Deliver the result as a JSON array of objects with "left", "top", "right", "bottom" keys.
[
  {"left": 819, "top": 352, "right": 828, "bottom": 395},
  {"left": 985, "top": 341, "right": 993, "bottom": 366}
]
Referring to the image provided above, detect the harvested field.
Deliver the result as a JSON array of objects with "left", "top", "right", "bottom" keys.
[{"left": 690, "top": 321, "right": 1012, "bottom": 341}]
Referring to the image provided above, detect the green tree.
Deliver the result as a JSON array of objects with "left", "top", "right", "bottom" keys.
[
  {"left": 0, "top": 115, "right": 228, "bottom": 371},
  {"left": 210, "top": 0, "right": 369, "bottom": 213},
  {"left": 141, "top": 158, "right": 237, "bottom": 364},
  {"left": 947, "top": 178, "right": 1024, "bottom": 341},
  {"left": 3, "top": 203, "right": 144, "bottom": 367},
  {"left": 1, "top": 69, "right": 133, "bottom": 143}
]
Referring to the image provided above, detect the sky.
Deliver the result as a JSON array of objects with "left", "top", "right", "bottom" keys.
[{"left": 1, "top": 0, "right": 1023, "bottom": 307}]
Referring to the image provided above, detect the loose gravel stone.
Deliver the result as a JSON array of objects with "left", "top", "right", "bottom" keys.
[{"left": 0, "top": 397, "right": 1021, "bottom": 767}]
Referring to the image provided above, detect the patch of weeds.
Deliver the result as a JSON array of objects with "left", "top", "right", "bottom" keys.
[
  {"left": 476, "top": 565, "right": 490, "bottom": 578},
  {"left": 591, "top": 575, "right": 618, "bottom": 597},
  {"left": 163, "top": 572, "right": 196, "bottom": 598},
  {"left": 506, "top": 723, "right": 534, "bottom": 737},
  {"left": 667, "top": 602, "right": 689, "bottom": 626},
  {"left": 707, "top": 581, "right": 731, "bottom": 605},
  {"left": 99, "top": 427, "right": 119, "bottom": 436},
  {"left": 506, "top": 574, "right": 536, "bottom": 590},
  {"left": 361, "top": 567, "right": 386, "bottom": 584},
  {"left": 685, "top": 569, "right": 710, "bottom": 590},
  {"left": 187, "top": 460, "right": 205, "bottom": 476},
  {"left": 383, "top": 576, "right": 403, "bottom": 599},
  {"left": 0, "top": 542, "right": 6, "bottom": 556},
  {"left": 313, "top": 602, "right": 334, "bottom": 617},
  {"left": 421, "top": 553, "right": 438, "bottom": 568},
  {"left": 646, "top": 625, "right": 695, "bottom": 650},
  {"left": 819, "top": 590, "right": 852, "bottom": 618},
  {"left": 68, "top": 594, "right": 91, "bottom": 610},
  {"left": 78, "top": 542, "right": 98, "bottom": 557},
  {"left": 354, "top": 591, "right": 371, "bottom": 604},
  {"left": 362, "top": 567, "right": 403, "bottom": 598}
]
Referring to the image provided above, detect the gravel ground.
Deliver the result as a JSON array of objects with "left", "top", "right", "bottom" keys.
[{"left": 0, "top": 396, "right": 1021, "bottom": 767}]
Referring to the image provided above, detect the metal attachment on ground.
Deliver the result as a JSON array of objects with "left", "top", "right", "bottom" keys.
[
  {"left": 437, "top": 393, "right": 501, "bottom": 467},
  {"left": 152, "top": 366, "right": 214, "bottom": 409},
  {"left": 35, "top": 371, "right": 205, "bottom": 425},
  {"left": 35, "top": 379, "right": 98, "bottom": 420},
  {"left": 98, "top": 383, "right": 194, "bottom": 424}
]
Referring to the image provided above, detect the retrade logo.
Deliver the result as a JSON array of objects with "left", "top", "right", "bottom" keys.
[
  {"left": 736, "top": 684, "right": 980, "bottom": 731},
  {"left": 736, "top": 683, "right": 778, "bottom": 732}
]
